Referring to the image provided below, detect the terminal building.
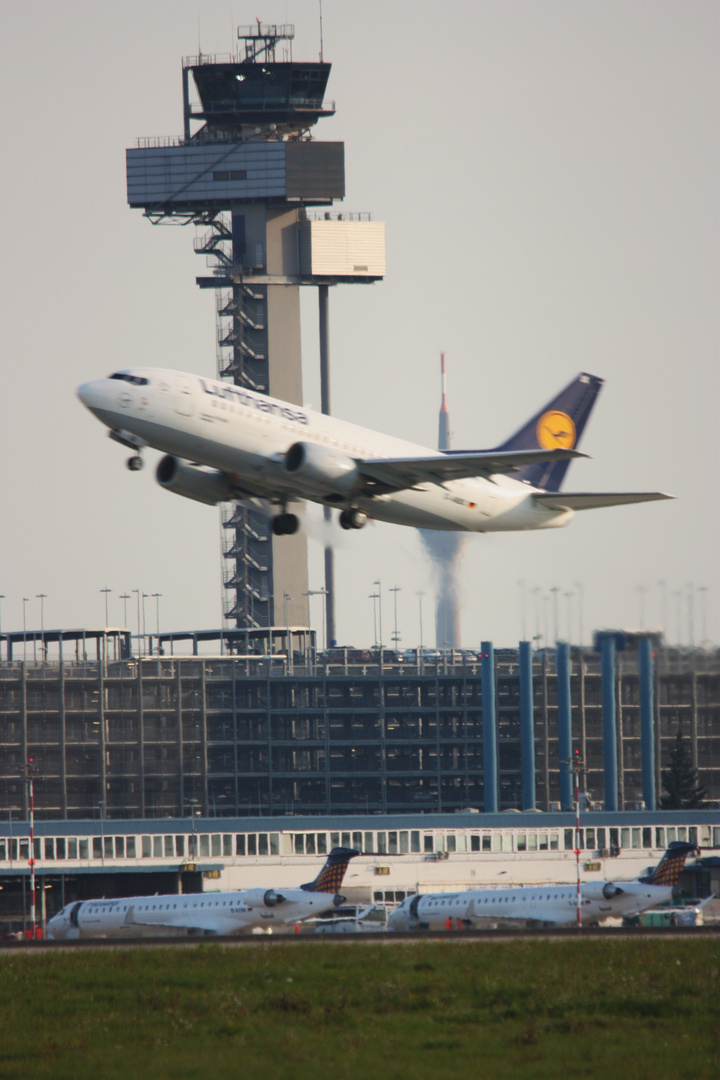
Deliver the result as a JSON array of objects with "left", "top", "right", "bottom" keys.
[{"left": 0, "top": 627, "right": 718, "bottom": 932}]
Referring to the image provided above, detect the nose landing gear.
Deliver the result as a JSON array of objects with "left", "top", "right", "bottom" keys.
[{"left": 339, "top": 508, "right": 367, "bottom": 530}]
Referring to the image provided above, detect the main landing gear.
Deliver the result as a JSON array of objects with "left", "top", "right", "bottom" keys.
[
  {"left": 126, "top": 454, "right": 144, "bottom": 471},
  {"left": 272, "top": 512, "right": 299, "bottom": 536},
  {"left": 339, "top": 508, "right": 367, "bottom": 530}
]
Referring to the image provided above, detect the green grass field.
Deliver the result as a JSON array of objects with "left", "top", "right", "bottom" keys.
[{"left": 0, "top": 938, "right": 717, "bottom": 1079}]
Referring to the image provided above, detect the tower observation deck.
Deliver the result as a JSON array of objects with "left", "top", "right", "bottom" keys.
[{"left": 126, "top": 24, "right": 385, "bottom": 635}]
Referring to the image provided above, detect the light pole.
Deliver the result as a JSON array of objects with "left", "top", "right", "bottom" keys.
[
  {"left": 36, "top": 594, "right": 46, "bottom": 662},
  {"left": 22, "top": 598, "right": 29, "bottom": 662},
  {"left": 303, "top": 589, "right": 327, "bottom": 653},
  {"left": 142, "top": 593, "right": 149, "bottom": 653},
  {"left": 564, "top": 591, "right": 574, "bottom": 644},
  {"left": 373, "top": 580, "right": 383, "bottom": 652},
  {"left": 550, "top": 586, "right": 561, "bottom": 644},
  {"left": 698, "top": 586, "right": 709, "bottom": 645},
  {"left": 368, "top": 592, "right": 379, "bottom": 649},
  {"left": 573, "top": 581, "right": 584, "bottom": 647},
  {"left": 132, "top": 590, "right": 141, "bottom": 656},
  {"left": 100, "top": 587, "right": 111, "bottom": 627},
  {"left": 636, "top": 585, "right": 646, "bottom": 629},
  {"left": 686, "top": 583, "right": 695, "bottom": 647},
  {"left": 119, "top": 593, "right": 130, "bottom": 629},
  {"left": 283, "top": 593, "right": 293, "bottom": 674},
  {"left": 390, "top": 586, "right": 401, "bottom": 650},
  {"left": 530, "top": 587, "right": 541, "bottom": 646}
]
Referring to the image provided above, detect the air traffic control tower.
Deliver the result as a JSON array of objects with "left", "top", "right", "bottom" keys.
[{"left": 126, "top": 24, "right": 385, "bottom": 634}]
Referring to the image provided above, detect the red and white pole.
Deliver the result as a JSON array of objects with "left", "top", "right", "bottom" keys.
[
  {"left": 27, "top": 758, "right": 36, "bottom": 937},
  {"left": 574, "top": 750, "right": 582, "bottom": 929}
]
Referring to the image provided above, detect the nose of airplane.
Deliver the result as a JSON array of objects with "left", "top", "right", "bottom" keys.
[{"left": 77, "top": 380, "right": 101, "bottom": 408}]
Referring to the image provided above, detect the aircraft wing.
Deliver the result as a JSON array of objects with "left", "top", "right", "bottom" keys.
[
  {"left": 357, "top": 448, "right": 586, "bottom": 491},
  {"left": 533, "top": 492, "right": 674, "bottom": 511}
]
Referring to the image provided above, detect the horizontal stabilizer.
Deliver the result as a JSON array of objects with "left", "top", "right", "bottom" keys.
[
  {"left": 534, "top": 491, "right": 674, "bottom": 512},
  {"left": 360, "top": 448, "right": 586, "bottom": 491}
]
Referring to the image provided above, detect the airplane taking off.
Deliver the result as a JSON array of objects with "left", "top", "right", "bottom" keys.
[
  {"left": 46, "top": 847, "right": 359, "bottom": 940},
  {"left": 387, "top": 842, "right": 698, "bottom": 931},
  {"left": 77, "top": 369, "right": 672, "bottom": 536}
]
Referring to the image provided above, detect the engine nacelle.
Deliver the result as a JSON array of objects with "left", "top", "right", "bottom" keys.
[
  {"left": 283, "top": 442, "right": 361, "bottom": 495},
  {"left": 244, "top": 889, "right": 285, "bottom": 908},
  {"left": 582, "top": 882, "right": 625, "bottom": 902},
  {"left": 156, "top": 455, "right": 233, "bottom": 506}
]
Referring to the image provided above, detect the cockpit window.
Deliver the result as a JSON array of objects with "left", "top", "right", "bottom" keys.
[{"left": 109, "top": 372, "right": 149, "bottom": 386}]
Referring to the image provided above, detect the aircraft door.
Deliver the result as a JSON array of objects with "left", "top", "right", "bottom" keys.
[{"left": 174, "top": 375, "right": 196, "bottom": 417}]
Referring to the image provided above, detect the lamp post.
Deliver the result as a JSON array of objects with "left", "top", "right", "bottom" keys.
[
  {"left": 151, "top": 593, "right": 162, "bottom": 642},
  {"left": 119, "top": 593, "right": 130, "bottom": 629},
  {"left": 550, "top": 586, "right": 561, "bottom": 644},
  {"left": 283, "top": 594, "right": 293, "bottom": 674},
  {"left": 132, "top": 590, "right": 141, "bottom": 656},
  {"left": 389, "top": 586, "right": 401, "bottom": 650},
  {"left": 100, "top": 587, "right": 111, "bottom": 627},
  {"left": 36, "top": 594, "right": 46, "bottom": 663},
  {"left": 22, "top": 598, "right": 29, "bottom": 662},
  {"left": 303, "top": 589, "right": 327, "bottom": 654},
  {"left": 373, "top": 580, "right": 383, "bottom": 653},
  {"left": 368, "top": 592, "right": 379, "bottom": 649}
]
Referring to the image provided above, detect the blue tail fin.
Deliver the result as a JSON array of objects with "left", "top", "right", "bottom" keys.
[
  {"left": 638, "top": 841, "right": 697, "bottom": 886},
  {"left": 495, "top": 372, "right": 603, "bottom": 492},
  {"left": 299, "top": 847, "right": 360, "bottom": 893}
]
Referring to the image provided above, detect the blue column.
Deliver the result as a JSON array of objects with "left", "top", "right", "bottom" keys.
[
  {"left": 639, "top": 637, "right": 656, "bottom": 810},
  {"left": 519, "top": 641, "right": 536, "bottom": 810},
  {"left": 601, "top": 635, "right": 619, "bottom": 811},
  {"left": 556, "top": 641, "right": 573, "bottom": 810},
  {"left": 481, "top": 641, "right": 498, "bottom": 813}
]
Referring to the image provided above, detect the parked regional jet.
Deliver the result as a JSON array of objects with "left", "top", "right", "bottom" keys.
[
  {"left": 46, "top": 847, "right": 359, "bottom": 940},
  {"left": 76, "top": 369, "right": 671, "bottom": 535},
  {"left": 387, "top": 841, "right": 698, "bottom": 931}
]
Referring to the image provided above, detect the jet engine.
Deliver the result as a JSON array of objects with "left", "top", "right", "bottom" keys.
[
  {"left": 244, "top": 889, "right": 286, "bottom": 908},
  {"left": 283, "top": 442, "right": 361, "bottom": 494},
  {"left": 582, "top": 882, "right": 625, "bottom": 901},
  {"left": 156, "top": 456, "right": 233, "bottom": 506}
]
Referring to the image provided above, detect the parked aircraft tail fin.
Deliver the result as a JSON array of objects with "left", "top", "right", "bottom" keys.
[
  {"left": 638, "top": 841, "right": 698, "bottom": 886},
  {"left": 300, "top": 847, "right": 360, "bottom": 893}
]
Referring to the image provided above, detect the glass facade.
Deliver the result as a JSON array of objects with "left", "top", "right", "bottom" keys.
[{"left": 0, "top": 648, "right": 718, "bottom": 820}]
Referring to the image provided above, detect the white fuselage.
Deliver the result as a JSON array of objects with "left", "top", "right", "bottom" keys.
[
  {"left": 77, "top": 369, "right": 574, "bottom": 532},
  {"left": 387, "top": 880, "right": 676, "bottom": 931},
  {"left": 46, "top": 887, "right": 337, "bottom": 940}
]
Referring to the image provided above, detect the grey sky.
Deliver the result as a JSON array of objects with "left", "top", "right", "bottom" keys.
[{"left": 0, "top": 0, "right": 717, "bottom": 649}]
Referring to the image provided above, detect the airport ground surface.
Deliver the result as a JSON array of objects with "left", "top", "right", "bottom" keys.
[{"left": 0, "top": 935, "right": 717, "bottom": 1079}]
